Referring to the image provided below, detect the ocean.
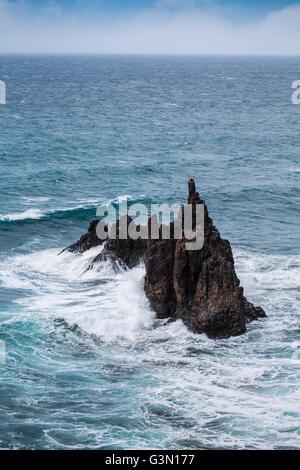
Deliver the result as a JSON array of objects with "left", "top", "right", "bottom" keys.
[{"left": 0, "top": 55, "right": 299, "bottom": 449}]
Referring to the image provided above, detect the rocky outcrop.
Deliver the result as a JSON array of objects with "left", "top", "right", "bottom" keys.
[
  {"left": 144, "top": 179, "right": 266, "bottom": 338},
  {"left": 59, "top": 219, "right": 107, "bottom": 254},
  {"left": 61, "top": 179, "right": 266, "bottom": 339},
  {"left": 90, "top": 215, "right": 147, "bottom": 269}
]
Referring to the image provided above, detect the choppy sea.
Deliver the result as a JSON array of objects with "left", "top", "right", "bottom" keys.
[{"left": 0, "top": 55, "right": 299, "bottom": 449}]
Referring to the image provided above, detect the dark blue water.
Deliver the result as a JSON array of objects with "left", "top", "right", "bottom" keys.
[{"left": 0, "top": 55, "right": 299, "bottom": 449}]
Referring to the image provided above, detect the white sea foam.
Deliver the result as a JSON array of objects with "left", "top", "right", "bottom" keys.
[
  {"left": 0, "top": 208, "right": 44, "bottom": 221},
  {"left": 1, "top": 245, "right": 298, "bottom": 343},
  {"left": 0, "top": 245, "right": 154, "bottom": 341},
  {"left": 0, "top": 203, "right": 93, "bottom": 222},
  {"left": 22, "top": 196, "right": 51, "bottom": 203},
  {"left": 0, "top": 246, "right": 299, "bottom": 449},
  {"left": 234, "top": 249, "right": 300, "bottom": 294},
  {"left": 0, "top": 196, "right": 136, "bottom": 222}
]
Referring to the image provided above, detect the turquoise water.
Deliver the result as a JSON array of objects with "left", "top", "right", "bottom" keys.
[{"left": 0, "top": 55, "right": 299, "bottom": 449}]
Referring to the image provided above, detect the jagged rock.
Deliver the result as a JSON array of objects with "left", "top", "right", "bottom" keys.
[
  {"left": 61, "top": 179, "right": 266, "bottom": 339},
  {"left": 90, "top": 215, "right": 147, "bottom": 269},
  {"left": 144, "top": 179, "right": 266, "bottom": 339},
  {"left": 59, "top": 219, "right": 108, "bottom": 254}
]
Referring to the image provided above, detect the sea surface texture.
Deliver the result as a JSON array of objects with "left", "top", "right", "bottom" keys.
[{"left": 0, "top": 56, "right": 299, "bottom": 450}]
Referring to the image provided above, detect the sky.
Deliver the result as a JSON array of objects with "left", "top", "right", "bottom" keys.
[{"left": 0, "top": 0, "right": 300, "bottom": 54}]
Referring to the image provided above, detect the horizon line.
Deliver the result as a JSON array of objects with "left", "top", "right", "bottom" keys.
[{"left": 1, "top": 52, "right": 300, "bottom": 57}]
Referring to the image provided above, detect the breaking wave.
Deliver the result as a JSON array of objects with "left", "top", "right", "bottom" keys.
[{"left": 0, "top": 243, "right": 299, "bottom": 449}]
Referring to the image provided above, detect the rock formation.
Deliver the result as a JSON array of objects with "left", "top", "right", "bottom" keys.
[
  {"left": 90, "top": 215, "right": 147, "bottom": 269},
  {"left": 59, "top": 219, "right": 107, "bottom": 254},
  {"left": 144, "top": 180, "right": 266, "bottom": 338},
  {"left": 61, "top": 179, "right": 266, "bottom": 338}
]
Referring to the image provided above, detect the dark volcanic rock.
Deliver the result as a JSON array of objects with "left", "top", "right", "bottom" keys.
[
  {"left": 90, "top": 215, "right": 147, "bottom": 269},
  {"left": 61, "top": 179, "right": 266, "bottom": 339},
  {"left": 144, "top": 179, "right": 266, "bottom": 339},
  {"left": 59, "top": 219, "right": 108, "bottom": 254}
]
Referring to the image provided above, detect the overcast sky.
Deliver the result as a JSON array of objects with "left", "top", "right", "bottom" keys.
[{"left": 0, "top": 0, "right": 300, "bottom": 54}]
